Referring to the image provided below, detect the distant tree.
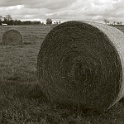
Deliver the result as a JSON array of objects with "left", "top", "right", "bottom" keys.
[
  {"left": 55, "top": 21, "right": 59, "bottom": 24},
  {"left": 103, "top": 19, "right": 109, "bottom": 24},
  {"left": 116, "top": 21, "right": 123, "bottom": 25},
  {"left": 0, "top": 16, "right": 2, "bottom": 24},
  {"left": 14, "top": 20, "right": 22, "bottom": 25},
  {"left": 58, "top": 21, "right": 61, "bottom": 24},
  {"left": 8, "top": 20, "right": 14, "bottom": 25},
  {"left": 46, "top": 18, "right": 52, "bottom": 25},
  {"left": 6, "top": 14, "right": 12, "bottom": 21},
  {"left": 113, "top": 21, "right": 116, "bottom": 25},
  {"left": 117, "top": 22, "right": 120, "bottom": 25},
  {"left": 3, "top": 17, "right": 8, "bottom": 23},
  {"left": 32, "top": 21, "right": 41, "bottom": 25},
  {"left": 0, "top": 19, "right": 1, "bottom": 25}
]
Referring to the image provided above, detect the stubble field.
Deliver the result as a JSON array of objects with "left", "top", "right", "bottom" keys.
[{"left": 0, "top": 24, "right": 124, "bottom": 124}]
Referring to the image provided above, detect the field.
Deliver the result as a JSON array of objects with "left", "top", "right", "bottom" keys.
[{"left": 0, "top": 24, "right": 124, "bottom": 124}]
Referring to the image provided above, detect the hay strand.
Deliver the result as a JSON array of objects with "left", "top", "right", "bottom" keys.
[
  {"left": 37, "top": 21, "right": 124, "bottom": 112},
  {"left": 2, "top": 29, "right": 23, "bottom": 45}
]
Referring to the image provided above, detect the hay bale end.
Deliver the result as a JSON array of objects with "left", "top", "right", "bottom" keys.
[
  {"left": 37, "top": 21, "right": 124, "bottom": 112},
  {"left": 2, "top": 29, "right": 23, "bottom": 45}
]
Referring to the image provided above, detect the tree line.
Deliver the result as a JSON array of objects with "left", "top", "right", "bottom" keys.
[
  {"left": 0, "top": 14, "right": 45, "bottom": 25},
  {"left": 0, "top": 15, "right": 61, "bottom": 25},
  {"left": 0, "top": 18, "right": 41, "bottom": 25},
  {"left": 103, "top": 19, "right": 123, "bottom": 25}
]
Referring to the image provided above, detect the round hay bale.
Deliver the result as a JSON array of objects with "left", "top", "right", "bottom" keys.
[
  {"left": 2, "top": 29, "right": 23, "bottom": 45},
  {"left": 37, "top": 21, "right": 124, "bottom": 112}
]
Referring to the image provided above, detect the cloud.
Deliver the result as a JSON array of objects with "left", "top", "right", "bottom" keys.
[
  {"left": 0, "top": 0, "right": 124, "bottom": 23},
  {"left": 0, "top": 0, "right": 75, "bottom": 10}
]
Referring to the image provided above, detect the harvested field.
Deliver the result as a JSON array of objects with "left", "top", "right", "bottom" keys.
[
  {"left": 0, "top": 24, "right": 124, "bottom": 123},
  {"left": 0, "top": 25, "right": 54, "bottom": 44}
]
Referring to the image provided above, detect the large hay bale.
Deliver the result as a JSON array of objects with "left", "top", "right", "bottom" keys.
[
  {"left": 2, "top": 29, "right": 23, "bottom": 45},
  {"left": 37, "top": 21, "right": 124, "bottom": 112}
]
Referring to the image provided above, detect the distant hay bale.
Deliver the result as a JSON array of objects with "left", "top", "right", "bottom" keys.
[
  {"left": 2, "top": 29, "right": 23, "bottom": 45},
  {"left": 37, "top": 21, "right": 124, "bottom": 112}
]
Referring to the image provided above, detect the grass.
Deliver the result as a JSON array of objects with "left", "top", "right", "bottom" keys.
[{"left": 0, "top": 24, "right": 124, "bottom": 123}]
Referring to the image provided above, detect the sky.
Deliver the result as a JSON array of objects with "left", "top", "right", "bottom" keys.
[{"left": 0, "top": 0, "right": 124, "bottom": 23}]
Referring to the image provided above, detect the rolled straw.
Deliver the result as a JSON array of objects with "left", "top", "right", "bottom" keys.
[
  {"left": 2, "top": 29, "right": 23, "bottom": 45},
  {"left": 37, "top": 21, "right": 124, "bottom": 112}
]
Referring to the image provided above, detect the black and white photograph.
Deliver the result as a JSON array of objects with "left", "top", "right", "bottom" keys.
[{"left": 0, "top": 0, "right": 124, "bottom": 123}]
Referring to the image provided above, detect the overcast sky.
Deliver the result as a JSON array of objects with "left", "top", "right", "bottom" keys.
[{"left": 0, "top": 0, "right": 124, "bottom": 23}]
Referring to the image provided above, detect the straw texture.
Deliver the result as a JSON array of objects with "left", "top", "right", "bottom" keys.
[
  {"left": 2, "top": 29, "right": 23, "bottom": 45},
  {"left": 37, "top": 21, "right": 124, "bottom": 112}
]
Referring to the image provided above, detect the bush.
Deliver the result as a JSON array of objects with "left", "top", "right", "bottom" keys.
[{"left": 46, "top": 18, "right": 52, "bottom": 25}]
